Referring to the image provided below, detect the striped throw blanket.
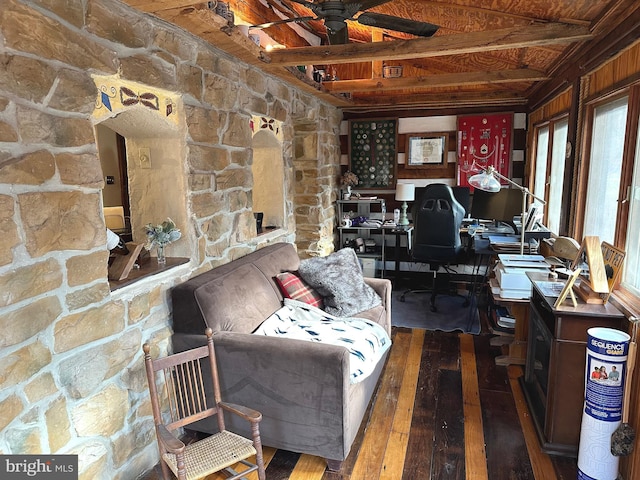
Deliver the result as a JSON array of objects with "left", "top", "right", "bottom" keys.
[{"left": 253, "top": 298, "right": 391, "bottom": 383}]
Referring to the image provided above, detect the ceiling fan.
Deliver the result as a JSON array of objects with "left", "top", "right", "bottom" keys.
[{"left": 252, "top": 0, "right": 439, "bottom": 45}]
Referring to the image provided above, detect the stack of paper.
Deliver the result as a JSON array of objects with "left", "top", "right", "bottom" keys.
[
  {"left": 488, "top": 235, "right": 538, "bottom": 254},
  {"left": 494, "top": 254, "right": 550, "bottom": 299}
]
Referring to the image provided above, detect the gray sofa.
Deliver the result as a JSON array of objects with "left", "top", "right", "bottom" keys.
[{"left": 171, "top": 242, "right": 392, "bottom": 469}]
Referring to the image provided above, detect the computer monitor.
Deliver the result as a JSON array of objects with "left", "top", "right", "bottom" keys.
[
  {"left": 470, "top": 188, "right": 524, "bottom": 232},
  {"left": 414, "top": 185, "right": 471, "bottom": 217}
]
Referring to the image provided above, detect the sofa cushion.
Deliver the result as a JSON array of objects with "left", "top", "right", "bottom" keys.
[
  {"left": 275, "top": 272, "right": 324, "bottom": 309},
  {"left": 172, "top": 243, "right": 300, "bottom": 334},
  {"left": 193, "top": 263, "right": 283, "bottom": 333},
  {"left": 298, "top": 248, "right": 381, "bottom": 317}
]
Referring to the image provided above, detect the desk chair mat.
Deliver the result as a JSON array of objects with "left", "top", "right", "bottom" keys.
[{"left": 391, "top": 290, "right": 480, "bottom": 334}]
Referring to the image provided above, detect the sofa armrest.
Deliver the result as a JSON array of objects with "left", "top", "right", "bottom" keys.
[{"left": 364, "top": 277, "right": 392, "bottom": 331}]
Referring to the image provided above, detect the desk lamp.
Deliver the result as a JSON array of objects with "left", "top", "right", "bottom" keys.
[
  {"left": 468, "top": 167, "right": 545, "bottom": 255},
  {"left": 395, "top": 183, "right": 415, "bottom": 229}
]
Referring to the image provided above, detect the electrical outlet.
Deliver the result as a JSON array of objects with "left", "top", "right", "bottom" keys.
[{"left": 139, "top": 148, "right": 151, "bottom": 169}]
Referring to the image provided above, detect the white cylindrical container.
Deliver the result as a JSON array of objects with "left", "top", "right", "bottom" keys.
[
  {"left": 393, "top": 208, "right": 400, "bottom": 225},
  {"left": 577, "top": 327, "right": 630, "bottom": 480}
]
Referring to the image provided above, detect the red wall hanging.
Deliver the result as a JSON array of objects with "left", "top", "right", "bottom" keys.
[{"left": 457, "top": 113, "right": 513, "bottom": 188}]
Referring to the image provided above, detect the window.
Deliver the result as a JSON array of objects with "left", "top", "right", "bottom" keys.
[
  {"left": 547, "top": 119, "right": 568, "bottom": 233},
  {"left": 531, "top": 117, "right": 567, "bottom": 234},
  {"left": 533, "top": 126, "right": 549, "bottom": 207},
  {"left": 583, "top": 96, "right": 628, "bottom": 244},
  {"left": 622, "top": 113, "right": 640, "bottom": 296}
]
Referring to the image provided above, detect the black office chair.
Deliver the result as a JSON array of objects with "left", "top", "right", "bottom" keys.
[{"left": 400, "top": 183, "right": 468, "bottom": 312}]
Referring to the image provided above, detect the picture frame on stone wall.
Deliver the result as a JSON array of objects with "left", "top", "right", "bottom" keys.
[{"left": 405, "top": 133, "right": 448, "bottom": 168}]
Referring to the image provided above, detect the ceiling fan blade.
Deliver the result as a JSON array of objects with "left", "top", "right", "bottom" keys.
[
  {"left": 251, "top": 16, "right": 316, "bottom": 29},
  {"left": 357, "top": 12, "right": 439, "bottom": 37},
  {"left": 287, "top": 0, "right": 327, "bottom": 17},
  {"left": 327, "top": 26, "right": 350, "bottom": 45}
]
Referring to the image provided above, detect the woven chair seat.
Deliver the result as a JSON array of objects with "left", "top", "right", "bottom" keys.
[{"left": 163, "top": 431, "right": 257, "bottom": 480}]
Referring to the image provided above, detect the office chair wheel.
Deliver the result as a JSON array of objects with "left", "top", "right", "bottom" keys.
[
  {"left": 430, "top": 304, "right": 437, "bottom": 313},
  {"left": 399, "top": 294, "right": 406, "bottom": 302}
]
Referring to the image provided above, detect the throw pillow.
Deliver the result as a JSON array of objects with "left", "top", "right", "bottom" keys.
[
  {"left": 275, "top": 271, "right": 324, "bottom": 309},
  {"left": 298, "top": 248, "right": 381, "bottom": 317}
]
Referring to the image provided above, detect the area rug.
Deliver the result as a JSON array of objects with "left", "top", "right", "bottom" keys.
[{"left": 391, "top": 288, "right": 481, "bottom": 334}]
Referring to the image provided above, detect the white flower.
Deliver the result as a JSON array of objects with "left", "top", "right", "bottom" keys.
[{"left": 144, "top": 218, "right": 181, "bottom": 250}]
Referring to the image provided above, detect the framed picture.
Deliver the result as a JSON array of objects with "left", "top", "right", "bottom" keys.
[{"left": 406, "top": 133, "right": 448, "bottom": 168}]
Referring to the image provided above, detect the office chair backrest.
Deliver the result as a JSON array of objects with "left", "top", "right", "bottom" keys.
[
  {"left": 412, "top": 184, "right": 465, "bottom": 262},
  {"left": 416, "top": 186, "right": 471, "bottom": 217}
]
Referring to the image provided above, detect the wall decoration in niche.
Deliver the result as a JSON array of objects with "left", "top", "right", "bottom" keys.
[
  {"left": 349, "top": 119, "right": 397, "bottom": 189},
  {"left": 92, "top": 74, "right": 179, "bottom": 123},
  {"left": 457, "top": 113, "right": 513, "bottom": 188},
  {"left": 406, "top": 133, "right": 448, "bottom": 168}
]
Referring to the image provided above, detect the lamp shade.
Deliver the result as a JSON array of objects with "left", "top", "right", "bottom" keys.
[
  {"left": 395, "top": 183, "right": 415, "bottom": 201},
  {"left": 468, "top": 170, "right": 501, "bottom": 192},
  {"left": 106, "top": 228, "right": 121, "bottom": 250}
]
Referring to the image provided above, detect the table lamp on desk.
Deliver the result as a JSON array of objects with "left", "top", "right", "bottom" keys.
[
  {"left": 468, "top": 166, "right": 545, "bottom": 255},
  {"left": 395, "top": 183, "right": 415, "bottom": 229}
]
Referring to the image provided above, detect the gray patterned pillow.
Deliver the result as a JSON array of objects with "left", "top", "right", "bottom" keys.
[{"left": 298, "top": 248, "right": 381, "bottom": 317}]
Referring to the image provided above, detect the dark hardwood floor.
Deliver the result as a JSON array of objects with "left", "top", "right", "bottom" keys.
[{"left": 140, "top": 308, "right": 579, "bottom": 480}]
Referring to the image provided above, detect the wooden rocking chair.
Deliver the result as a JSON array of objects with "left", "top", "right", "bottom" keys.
[{"left": 142, "top": 328, "right": 266, "bottom": 480}]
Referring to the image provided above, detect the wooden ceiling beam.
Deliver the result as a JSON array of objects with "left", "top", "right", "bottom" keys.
[
  {"left": 261, "top": 22, "right": 592, "bottom": 66},
  {"left": 344, "top": 91, "right": 527, "bottom": 112},
  {"left": 322, "top": 68, "right": 548, "bottom": 93}
]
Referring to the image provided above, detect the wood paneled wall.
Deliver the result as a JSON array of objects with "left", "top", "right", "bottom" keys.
[{"left": 587, "top": 42, "right": 640, "bottom": 99}]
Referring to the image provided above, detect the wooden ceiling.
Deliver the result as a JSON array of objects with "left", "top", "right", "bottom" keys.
[{"left": 124, "top": 1, "right": 640, "bottom": 113}]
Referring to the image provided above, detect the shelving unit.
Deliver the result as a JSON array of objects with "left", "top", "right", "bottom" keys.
[{"left": 337, "top": 198, "right": 387, "bottom": 277}]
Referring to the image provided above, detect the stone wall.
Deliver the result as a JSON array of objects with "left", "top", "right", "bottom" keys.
[{"left": 0, "top": 1, "right": 342, "bottom": 478}]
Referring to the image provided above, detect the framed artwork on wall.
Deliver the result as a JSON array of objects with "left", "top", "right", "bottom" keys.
[
  {"left": 348, "top": 119, "right": 397, "bottom": 189},
  {"left": 457, "top": 113, "right": 513, "bottom": 188},
  {"left": 405, "top": 133, "right": 448, "bottom": 168}
]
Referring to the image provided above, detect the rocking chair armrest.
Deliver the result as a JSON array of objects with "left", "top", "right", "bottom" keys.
[
  {"left": 157, "top": 424, "right": 185, "bottom": 453},
  {"left": 219, "top": 401, "right": 263, "bottom": 423}
]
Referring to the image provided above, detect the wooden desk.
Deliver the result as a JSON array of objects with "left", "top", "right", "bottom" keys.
[
  {"left": 521, "top": 271, "right": 625, "bottom": 456},
  {"left": 490, "top": 290, "right": 530, "bottom": 366}
]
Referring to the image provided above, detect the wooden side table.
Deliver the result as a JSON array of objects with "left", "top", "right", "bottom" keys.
[{"left": 490, "top": 291, "right": 530, "bottom": 366}]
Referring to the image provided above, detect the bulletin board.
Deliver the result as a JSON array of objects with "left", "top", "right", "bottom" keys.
[
  {"left": 348, "top": 119, "right": 397, "bottom": 189},
  {"left": 457, "top": 113, "right": 513, "bottom": 188}
]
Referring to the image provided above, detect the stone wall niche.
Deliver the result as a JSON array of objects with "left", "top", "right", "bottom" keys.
[
  {"left": 252, "top": 129, "right": 285, "bottom": 230},
  {"left": 92, "top": 77, "right": 190, "bottom": 260}
]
